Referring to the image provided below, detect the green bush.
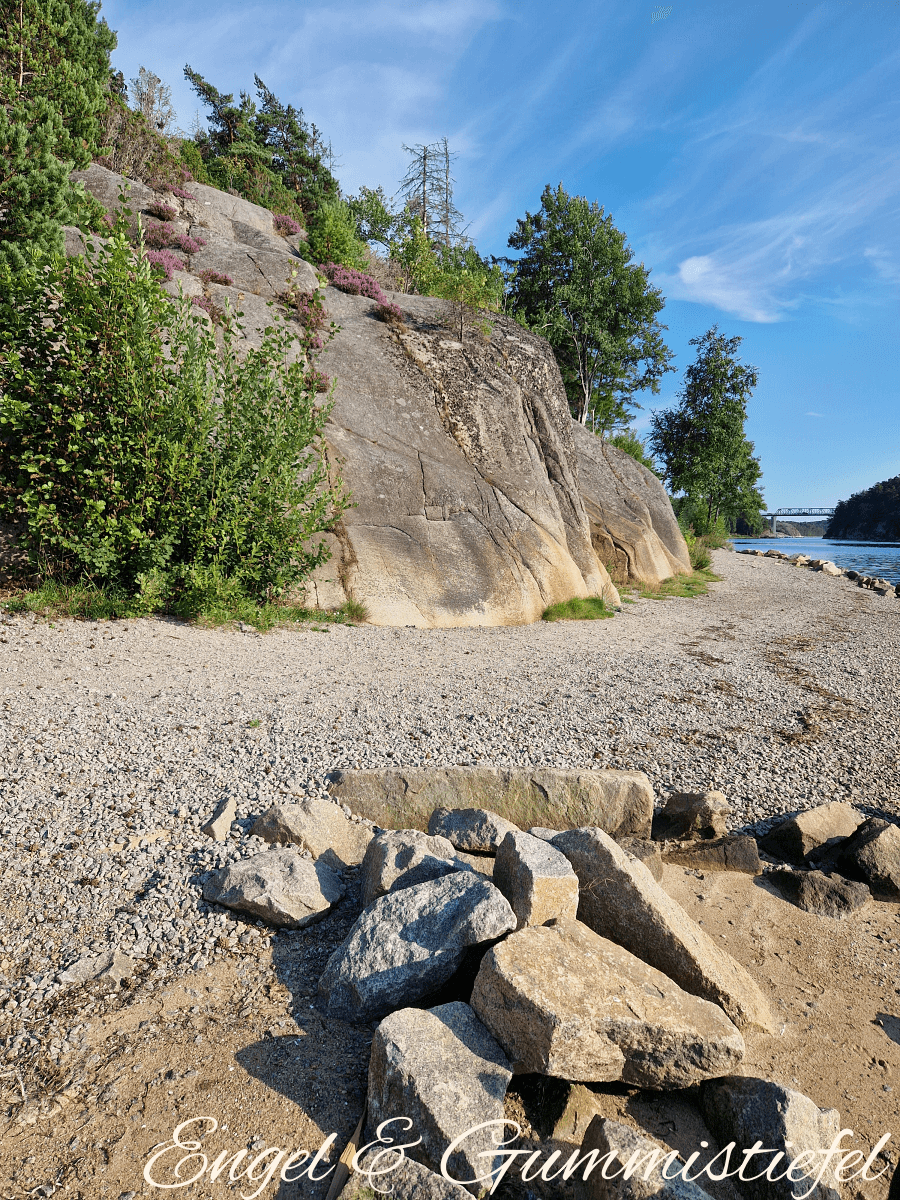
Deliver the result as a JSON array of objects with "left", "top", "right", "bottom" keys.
[
  {"left": 541, "top": 596, "right": 613, "bottom": 622},
  {"left": 607, "top": 428, "right": 659, "bottom": 475},
  {"left": 305, "top": 199, "right": 368, "bottom": 270},
  {"left": 0, "top": 212, "right": 348, "bottom": 616}
]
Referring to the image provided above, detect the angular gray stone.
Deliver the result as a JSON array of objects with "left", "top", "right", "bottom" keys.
[
  {"left": 701, "top": 1077, "right": 842, "bottom": 1200},
  {"left": 759, "top": 801, "right": 863, "bottom": 863},
  {"left": 653, "top": 791, "right": 730, "bottom": 842},
  {"left": 339, "top": 1148, "right": 470, "bottom": 1200},
  {"left": 470, "top": 918, "right": 744, "bottom": 1088},
  {"left": 318, "top": 872, "right": 516, "bottom": 1022},
  {"left": 427, "top": 807, "right": 520, "bottom": 852},
  {"left": 202, "top": 846, "right": 344, "bottom": 928},
  {"left": 200, "top": 795, "right": 236, "bottom": 841},
  {"left": 551, "top": 827, "right": 775, "bottom": 1032},
  {"left": 368, "top": 1003, "right": 512, "bottom": 1188},
  {"left": 834, "top": 817, "right": 900, "bottom": 896},
  {"left": 619, "top": 837, "right": 664, "bottom": 881},
  {"left": 58, "top": 950, "right": 135, "bottom": 987},
  {"left": 662, "top": 836, "right": 762, "bottom": 875},
  {"left": 250, "top": 798, "right": 372, "bottom": 869},
  {"left": 360, "top": 829, "right": 470, "bottom": 907},
  {"left": 551, "top": 1083, "right": 608, "bottom": 1146},
  {"left": 327, "top": 766, "right": 654, "bottom": 839},
  {"left": 526, "top": 826, "right": 562, "bottom": 841},
  {"left": 581, "top": 1117, "right": 714, "bottom": 1200},
  {"left": 492, "top": 831, "right": 579, "bottom": 928},
  {"left": 770, "top": 869, "right": 870, "bottom": 919}
]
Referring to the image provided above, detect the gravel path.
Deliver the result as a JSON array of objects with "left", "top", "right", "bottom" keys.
[{"left": 2, "top": 548, "right": 899, "bottom": 1066}]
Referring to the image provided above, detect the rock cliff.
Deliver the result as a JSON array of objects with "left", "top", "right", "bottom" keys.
[{"left": 18, "top": 164, "right": 690, "bottom": 625}]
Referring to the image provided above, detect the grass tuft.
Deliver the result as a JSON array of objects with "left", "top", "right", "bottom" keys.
[
  {"left": 626, "top": 568, "right": 720, "bottom": 600},
  {"left": 541, "top": 596, "right": 614, "bottom": 622}
]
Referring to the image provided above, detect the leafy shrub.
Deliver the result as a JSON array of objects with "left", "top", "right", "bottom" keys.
[
  {"left": 175, "top": 234, "right": 206, "bottom": 255},
  {"left": 199, "top": 268, "right": 233, "bottom": 286},
  {"left": 147, "top": 201, "right": 177, "bottom": 221},
  {"left": 305, "top": 201, "right": 368, "bottom": 270},
  {"left": 0, "top": 219, "right": 348, "bottom": 613},
  {"left": 143, "top": 221, "right": 171, "bottom": 249},
  {"left": 607, "top": 428, "right": 659, "bottom": 475},
  {"left": 145, "top": 248, "right": 184, "bottom": 280},
  {"left": 273, "top": 213, "right": 303, "bottom": 236}
]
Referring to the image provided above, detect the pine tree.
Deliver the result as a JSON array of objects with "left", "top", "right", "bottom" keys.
[
  {"left": 0, "top": 0, "right": 116, "bottom": 270},
  {"left": 398, "top": 138, "right": 466, "bottom": 245}
]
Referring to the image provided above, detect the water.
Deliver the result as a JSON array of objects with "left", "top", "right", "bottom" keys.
[{"left": 730, "top": 537, "right": 900, "bottom": 584}]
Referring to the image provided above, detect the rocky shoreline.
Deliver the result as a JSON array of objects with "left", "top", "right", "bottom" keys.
[{"left": 1, "top": 548, "right": 898, "bottom": 1195}]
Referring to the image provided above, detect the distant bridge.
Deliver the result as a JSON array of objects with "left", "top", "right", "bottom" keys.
[{"left": 764, "top": 507, "right": 835, "bottom": 534}]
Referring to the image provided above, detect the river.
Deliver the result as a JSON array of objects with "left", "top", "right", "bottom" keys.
[{"left": 730, "top": 536, "right": 900, "bottom": 583}]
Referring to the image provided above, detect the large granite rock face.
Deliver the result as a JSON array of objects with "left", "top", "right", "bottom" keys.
[
  {"left": 470, "top": 919, "right": 744, "bottom": 1088},
  {"left": 64, "top": 164, "right": 690, "bottom": 627},
  {"left": 572, "top": 423, "right": 691, "bottom": 587},
  {"left": 327, "top": 766, "right": 654, "bottom": 838}
]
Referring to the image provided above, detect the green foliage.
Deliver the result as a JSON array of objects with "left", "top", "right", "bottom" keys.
[
  {"left": 346, "top": 184, "right": 397, "bottom": 251},
  {"left": 0, "top": 0, "right": 116, "bottom": 269},
  {"left": 626, "top": 568, "right": 720, "bottom": 600},
  {"left": 0, "top": 211, "right": 348, "bottom": 616},
  {"left": 541, "top": 596, "right": 614, "bottom": 622},
  {"left": 183, "top": 66, "right": 339, "bottom": 226},
  {"left": 95, "top": 94, "right": 188, "bottom": 191},
  {"left": 430, "top": 243, "right": 504, "bottom": 341},
  {"left": 827, "top": 474, "right": 900, "bottom": 541},
  {"left": 305, "top": 198, "right": 368, "bottom": 270},
  {"left": 505, "top": 184, "right": 675, "bottom": 435},
  {"left": 607, "top": 428, "right": 659, "bottom": 475}
]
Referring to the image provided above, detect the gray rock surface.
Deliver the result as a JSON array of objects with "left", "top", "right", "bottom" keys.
[
  {"left": 318, "top": 872, "right": 516, "bottom": 1022},
  {"left": 770, "top": 869, "right": 870, "bottom": 918},
  {"left": 653, "top": 791, "right": 730, "bottom": 841},
  {"left": 250, "top": 798, "right": 372, "bottom": 868},
  {"left": 701, "top": 1077, "right": 842, "bottom": 1200},
  {"left": 834, "top": 817, "right": 900, "bottom": 895},
  {"left": 470, "top": 918, "right": 744, "bottom": 1087},
  {"left": 662, "top": 835, "right": 762, "bottom": 874},
  {"left": 360, "top": 829, "right": 470, "bottom": 907},
  {"left": 328, "top": 766, "right": 654, "bottom": 839},
  {"left": 427, "top": 807, "right": 520, "bottom": 852},
  {"left": 573, "top": 423, "right": 692, "bottom": 588},
  {"left": 618, "top": 837, "right": 664, "bottom": 881},
  {"left": 367, "top": 1003, "right": 512, "bottom": 1187},
  {"left": 201, "top": 846, "right": 344, "bottom": 928},
  {"left": 492, "top": 830, "right": 579, "bottom": 928},
  {"left": 200, "top": 796, "right": 236, "bottom": 841},
  {"left": 759, "top": 801, "right": 863, "bottom": 863},
  {"left": 57, "top": 951, "right": 135, "bottom": 987},
  {"left": 339, "top": 1148, "right": 470, "bottom": 1200},
  {"left": 551, "top": 827, "right": 775, "bottom": 1032},
  {"left": 580, "top": 1117, "right": 714, "bottom": 1200},
  {"left": 551, "top": 1083, "right": 608, "bottom": 1146}
]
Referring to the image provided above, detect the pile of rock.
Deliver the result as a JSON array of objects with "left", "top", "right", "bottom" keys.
[
  {"left": 193, "top": 769, "right": 899, "bottom": 1197},
  {"left": 739, "top": 549, "right": 900, "bottom": 596}
]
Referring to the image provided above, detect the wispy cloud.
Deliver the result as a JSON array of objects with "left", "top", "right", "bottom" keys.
[{"left": 805, "top": 411, "right": 824, "bottom": 417}]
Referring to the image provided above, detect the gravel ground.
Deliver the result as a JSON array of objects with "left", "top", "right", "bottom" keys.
[{"left": 1, "top": 548, "right": 899, "bottom": 1068}]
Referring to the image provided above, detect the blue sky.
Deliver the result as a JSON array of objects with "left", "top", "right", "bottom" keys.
[{"left": 103, "top": 0, "right": 900, "bottom": 510}]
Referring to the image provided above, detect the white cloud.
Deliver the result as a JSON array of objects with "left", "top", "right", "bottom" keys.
[{"left": 805, "top": 411, "right": 824, "bottom": 417}]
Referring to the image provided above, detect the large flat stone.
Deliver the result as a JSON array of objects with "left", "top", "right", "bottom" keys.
[
  {"left": 318, "top": 872, "right": 516, "bottom": 1022},
  {"left": 250, "top": 798, "right": 372, "bottom": 869},
  {"left": 202, "top": 846, "right": 344, "bottom": 929},
  {"left": 492, "top": 831, "right": 579, "bottom": 928},
  {"left": 550, "top": 828, "right": 774, "bottom": 1032},
  {"left": 360, "top": 829, "right": 470, "bottom": 907},
  {"left": 580, "top": 1117, "right": 714, "bottom": 1200},
  {"left": 367, "top": 1003, "right": 512, "bottom": 1187},
  {"left": 470, "top": 918, "right": 745, "bottom": 1088},
  {"left": 701, "top": 1077, "right": 842, "bottom": 1200},
  {"left": 662, "top": 836, "right": 762, "bottom": 875},
  {"left": 327, "top": 766, "right": 654, "bottom": 838},
  {"left": 759, "top": 801, "right": 863, "bottom": 863}
]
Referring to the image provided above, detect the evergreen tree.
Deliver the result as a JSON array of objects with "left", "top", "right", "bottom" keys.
[
  {"left": 0, "top": 0, "right": 116, "bottom": 269},
  {"left": 398, "top": 138, "right": 466, "bottom": 245}
]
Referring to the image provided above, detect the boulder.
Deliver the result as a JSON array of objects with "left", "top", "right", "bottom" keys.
[
  {"left": 339, "top": 1148, "right": 470, "bottom": 1200},
  {"left": 367, "top": 1003, "right": 512, "bottom": 1187},
  {"left": 327, "top": 766, "right": 654, "bottom": 839},
  {"left": 470, "top": 919, "right": 744, "bottom": 1087},
  {"left": 619, "top": 837, "right": 664, "bottom": 881},
  {"left": 661, "top": 836, "right": 762, "bottom": 875},
  {"left": 769, "top": 869, "right": 870, "bottom": 919},
  {"left": 201, "top": 846, "right": 344, "bottom": 929},
  {"left": 360, "top": 829, "right": 470, "bottom": 907},
  {"left": 759, "top": 801, "right": 863, "bottom": 863},
  {"left": 580, "top": 1117, "right": 714, "bottom": 1200},
  {"left": 816, "top": 561, "right": 842, "bottom": 576},
  {"left": 701, "top": 1077, "right": 842, "bottom": 1200},
  {"left": 572, "top": 423, "right": 692, "bottom": 587},
  {"left": 250, "top": 798, "right": 372, "bottom": 869},
  {"left": 200, "top": 795, "right": 237, "bottom": 841},
  {"left": 834, "top": 818, "right": 900, "bottom": 895},
  {"left": 492, "top": 831, "right": 579, "bottom": 928},
  {"left": 427, "top": 807, "right": 520, "bottom": 852},
  {"left": 318, "top": 872, "right": 516, "bottom": 1022},
  {"left": 652, "top": 791, "right": 730, "bottom": 842},
  {"left": 550, "top": 828, "right": 774, "bottom": 1032}
]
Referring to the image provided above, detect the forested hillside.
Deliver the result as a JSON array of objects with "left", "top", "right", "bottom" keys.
[{"left": 826, "top": 475, "right": 900, "bottom": 541}]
